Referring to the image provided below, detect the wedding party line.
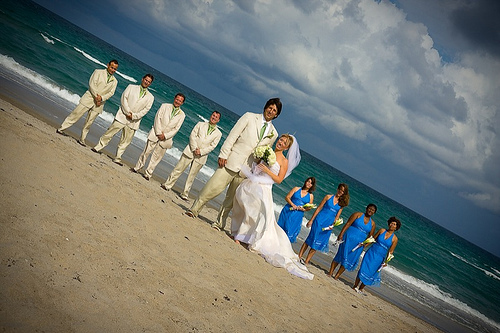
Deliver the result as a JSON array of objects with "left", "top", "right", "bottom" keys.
[{"left": 56, "top": 59, "right": 401, "bottom": 291}]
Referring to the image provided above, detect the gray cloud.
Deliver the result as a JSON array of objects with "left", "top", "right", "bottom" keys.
[
  {"left": 33, "top": 0, "right": 500, "bottom": 219},
  {"left": 450, "top": 0, "right": 500, "bottom": 57}
]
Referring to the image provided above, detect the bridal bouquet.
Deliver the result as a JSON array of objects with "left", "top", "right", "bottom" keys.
[
  {"left": 253, "top": 145, "right": 276, "bottom": 166},
  {"left": 322, "top": 217, "right": 344, "bottom": 231},
  {"left": 377, "top": 253, "right": 394, "bottom": 272},
  {"left": 351, "top": 236, "right": 375, "bottom": 252},
  {"left": 290, "top": 203, "right": 317, "bottom": 211}
]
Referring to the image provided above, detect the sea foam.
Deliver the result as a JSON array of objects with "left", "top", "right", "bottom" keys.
[
  {"left": 40, "top": 33, "right": 54, "bottom": 44},
  {"left": 388, "top": 266, "right": 500, "bottom": 331},
  {"left": 0, "top": 54, "right": 80, "bottom": 105},
  {"left": 450, "top": 252, "right": 500, "bottom": 281}
]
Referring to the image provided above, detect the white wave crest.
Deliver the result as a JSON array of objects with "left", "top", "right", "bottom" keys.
[
  {"left": 47, "top": 33, "right": 65, "bottom": 44},
  {"left": 450, "top": 252, "right": 500, "bottom": 281},
  {"left": 197, "top": 114, "right": 209, "bottom": 122},
  {"left": 194, "top": 113, "right": 225, "bottom": 132},
  {"left": 0, "top": 54, "right": 80, "bottom": 105},
  {"left": 388, "top": 266, "right": 500, "bottom": 331},
  {"left": 73, "top": 47, "right": 105, "bottom": 67},
  {"left": 115, "top": 71, "right": 137, "bottom": 83},
  {"left": 40, "top": 33, "right": 54, "bottom": 44},
  {"left": 71, "top": 48, "right": 136, "bottom": 83}
]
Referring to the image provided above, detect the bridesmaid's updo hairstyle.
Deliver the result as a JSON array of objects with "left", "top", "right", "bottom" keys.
[
  {"left": 302, "top": 177, "right": 316, "bottom": 193},
  {"left": 337, "top": 183, "right": 350, "bottom": 207},
  {"left": 388, "top": 216, "right": 401, "bottom": 230}
]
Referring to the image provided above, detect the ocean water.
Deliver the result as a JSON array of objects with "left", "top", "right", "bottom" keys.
[{"left": 1, "top": 1, "right": 500, "bottom": 332}]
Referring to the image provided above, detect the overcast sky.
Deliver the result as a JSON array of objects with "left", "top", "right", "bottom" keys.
[{"left": 33, "top": 0, "right": 500, "bottom": 256}]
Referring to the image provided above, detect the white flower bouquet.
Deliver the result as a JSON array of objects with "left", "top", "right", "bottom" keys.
[
  {"left": 377, "top": 253, "right": 394, "bottom": 272},
  {"left": 290, "top": 203, "right": 317, "bottom": 211},
  {"left": 351, "top": 236, "right": 376, "bottom": 252},
  {"left": 253, "top": 145, "right": 276, "bottom": 166},
  {"left": 322, "top": 217, "right": 344, "bottom": 231}
]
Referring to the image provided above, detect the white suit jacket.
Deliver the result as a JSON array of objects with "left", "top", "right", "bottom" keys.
[
  {"left": 114, "top": 84, "right": 154, "bottom": 130},
  {"left": 219, "top": 112, "right": 278, "bottom": 173},
  {"left": 146, "top": 103, "right": 185, "bottom": 149},
  {"left": 182, "top": 121, "right": 222, "bottom": 165},
  {"left": 79, "top": 69, "right": 118, "bottom": 111}
]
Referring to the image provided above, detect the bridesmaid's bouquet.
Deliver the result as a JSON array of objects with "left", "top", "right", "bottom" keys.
[
  {"left": 322, "top": 217, "right": 344, "bottom": 231},
  {"left": 253, "top": 145, "right": 276, "bottom": 166},
  {"left": 377, "top": 253, "right": 394, "bottom": 272},
  {"left": 290, "top": 203, "right": 317, "bottom": 211},
  {"left": 351, "top": 236, "right": 375, "bottom": 252}
]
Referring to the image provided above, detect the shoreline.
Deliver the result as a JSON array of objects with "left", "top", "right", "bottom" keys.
[{"left": 0, "top": 78, "right": 469, "bottom": 332}]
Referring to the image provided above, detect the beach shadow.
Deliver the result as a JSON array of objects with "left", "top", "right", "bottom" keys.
[
  {"left": 333, "top": 275, "right": 353, "bottom": 286},
  {"left": 306, "top": 261, "right": 332, "bottom": 276},
  {"left": 305, "top": 259, "right": 356, "bottom": 287},
  {"left": 322, "top": 272, "right": 356, "bottom": 288},
  {"left": 192, "top": 212, "right": 215, "bottom": 227},
  {"left": 233, "top": 240, "right": 249, "bottom": 250}
]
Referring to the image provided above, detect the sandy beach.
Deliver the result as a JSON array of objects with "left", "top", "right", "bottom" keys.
[{"left": 0, "top": 96, "right": 445, "bottom": 332}]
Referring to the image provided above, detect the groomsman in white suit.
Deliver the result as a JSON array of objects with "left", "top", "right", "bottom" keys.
[
  {"left": 161, "top": 110, "right": 222, "bottom": 200},
  {"left": 57, "top": 60, "right": 119, "bottom": 146},
  {"left": 132, "top": 93, "right": 186, "bottom": 179},
  {"left": 186, "top": 98, "right": 281, "bottom": 231},
  {"left": 92, "top": 74, "right": 154, "bottom": 165}
]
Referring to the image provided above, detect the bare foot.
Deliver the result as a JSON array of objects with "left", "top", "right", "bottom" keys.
[{"left": 234, "top": 239, "right": 240, "bottom": 245}]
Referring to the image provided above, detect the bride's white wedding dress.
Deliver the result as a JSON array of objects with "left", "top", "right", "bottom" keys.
[{"left": 231, "top": 162, "right": 314, "bottom": 280}]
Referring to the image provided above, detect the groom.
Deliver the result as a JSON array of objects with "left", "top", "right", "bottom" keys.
[{"left": 185, "top": 98, "right": 282, "bottom": 231}]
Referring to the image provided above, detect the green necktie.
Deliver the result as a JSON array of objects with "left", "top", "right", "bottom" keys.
[
  {"left": 207, "top": 124, "right": 215, "bottom": 135},
  {"left": 171, "top": 107, "right": 179, "bottom": 119},
  {"left": 259, "top": 122, "right": 267, "bottom": 140}
]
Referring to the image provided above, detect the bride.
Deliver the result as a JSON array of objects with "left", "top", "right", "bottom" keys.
[{"left": 231, "top": 134, "right": 314, "bottom": 280}]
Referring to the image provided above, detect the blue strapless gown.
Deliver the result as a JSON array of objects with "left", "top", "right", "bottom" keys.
[
  {"left": 277, "top": 188, "right": 311, "bottom": 243},
  {"left": 304, "top": 196, "right": 340, "bottom": 252},
  {"left": 333, "top": 214, "right": 372, "bottom": 271},
  {"left": 357, "top": 231, "right": 394, "bottom": 287}
]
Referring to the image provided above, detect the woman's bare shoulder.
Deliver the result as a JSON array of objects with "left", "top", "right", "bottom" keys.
[{"left": 277, "top": 154, "right": 288, "bottom": 165}]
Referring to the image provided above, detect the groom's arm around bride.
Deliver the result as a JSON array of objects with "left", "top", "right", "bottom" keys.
[{"left": 185, "top": 98, "right": 282, "bottom": 231}]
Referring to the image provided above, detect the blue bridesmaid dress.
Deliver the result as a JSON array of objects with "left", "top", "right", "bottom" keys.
[
  {"left": 333, "top": 214, "right": 372, "bottom": 271},
  {"left": 277, "top": 188, "right": 311, "bottom": 243},
  {"left": 357, "top": 230, "right": 394, "bottom": 287},
  {"left": 304, "top": 196, "right": 340, "bottom": 252}
]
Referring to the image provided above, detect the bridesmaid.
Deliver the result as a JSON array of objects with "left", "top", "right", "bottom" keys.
[
  {"left": 352, "top": 217, "right": 401, "bottom": 293},
  {"left": 328, "top": 203, "right": 377, "bottom": 280},
  {"left": 277, "top": 177, "right": 316, "bottom": 243},
  {"left": 298, "top": 183, "right": 350, "bottom": 264}
]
